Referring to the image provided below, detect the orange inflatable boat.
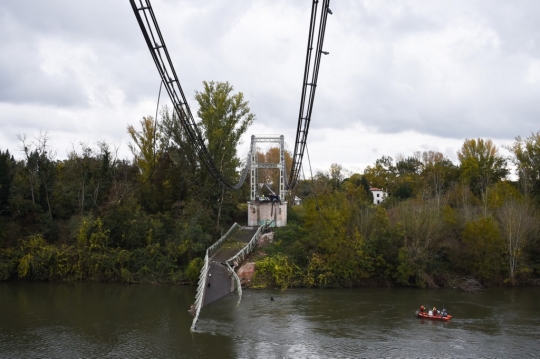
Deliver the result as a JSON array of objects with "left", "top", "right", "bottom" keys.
[{"left": 416, "top": 310, "right": 452, "bottom": 321}]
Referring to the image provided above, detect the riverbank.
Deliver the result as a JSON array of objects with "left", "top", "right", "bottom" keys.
[
  {"left": 234, "top": 215, "right": 540, "bottom": 290},
  {"left": 3, "top": 227, "right": 539, "bottom": 291},
  {"left": 0, "top": 234, "right": 198, "bottom": 285}
]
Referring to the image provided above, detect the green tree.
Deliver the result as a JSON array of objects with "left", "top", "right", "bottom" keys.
[
  {"left": 396, "top": 154, "right": 422, "bottom": 177},
  {"left": 363, "top": 206, "right": 403, "bottom": 283},
  {"left": 461, "top": 217, "right": 505, "bottom": 282},
  {"left": 301, "top": 190, "right": 371, "bottom": 287},
  {"left": 127, "top": 116, "right": 160, "bottom": 182},
  {"left": 457, "top": 138, "right": 508, "bottom": 217},
  {"left": 390, "top": 199, "right": 445, "bottom": 287},
  {"left": 342, "top": 173, "right": 371, "bottom": 204},
  {"left": 363, "top": 156, "right": 396, "bottom": 191},
  {"left": 507, "top": 131, "right": 540, "bottom": 201},
  {"left": 328, "top": 163, "right": 344, "bottom": 191},
  {"left": 496, "top": 198, "right": 539, "bottom": 285},
  {"left": 159, "top": 107, "right": 199, "bottom": 204},
  {"left": 0, "top": 150, "right": 14, "bottom": 216},
  {"left": 393, "top": 154, "right": 423, "bottom": 200},
  {"left": 194, "top": 81, "right": 255, "bottom": 232},
  {"left": 420, "top": 151, "right": 459, "bottom": 210},
  {"left": 0, "top": 150, "right": 15, "bottom": 247}
]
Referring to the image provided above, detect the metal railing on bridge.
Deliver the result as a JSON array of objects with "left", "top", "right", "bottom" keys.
[
  {"left": 190, "top": 220, "right": 273, "bottom": 332},
  {"left": 225, "top": 220, "right": 274, "bottom": 304},
  {"left": 190, "top": 223, "right": 240, "bottom": 331}
]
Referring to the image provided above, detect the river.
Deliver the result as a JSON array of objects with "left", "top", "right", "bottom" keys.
[{"left": 1, "top": 282, "right": 539, "bottom": 358}]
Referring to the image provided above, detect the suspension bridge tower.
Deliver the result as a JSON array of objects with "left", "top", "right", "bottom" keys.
[{"left": 247, "top": 135, "right": 288, "bottom": 227}]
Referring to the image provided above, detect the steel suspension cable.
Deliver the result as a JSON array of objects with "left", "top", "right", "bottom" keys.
[
  {"left": 305, "top": 144, "right": 320, "bottom": 211},
  {"left": 288, "top": 0, "right": 332, "bottom": 190},
  {"left": 118, "top": 80, "right": 163, "bottom": 201},
  {"left": 130, "top": 0, "right": 250, "bottom": 190}
]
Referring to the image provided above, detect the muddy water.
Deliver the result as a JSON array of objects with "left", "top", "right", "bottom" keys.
[{"left": 1, "top": 282, "right": 539, "bottom": 358}]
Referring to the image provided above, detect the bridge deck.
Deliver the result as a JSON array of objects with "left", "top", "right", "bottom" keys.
[{"left": 202, "top": 227, "right": 258, "bottom": 306}]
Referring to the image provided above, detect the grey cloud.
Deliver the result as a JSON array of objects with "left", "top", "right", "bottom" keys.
[
  {"left": 477, "top": 1, "right": 540, "bottom": 57},
  {"left": 0, "top": 66, "right": 86, "bottom": 107},
  {"left": 1, "top": 1, "right": 138, "bottom": 46},
  {"left": 0, "top": 33, "right": 87, "bottom": 107},
  {"left": 2, "top": 0, "right": 540, "bottom": 163},
  {"left": 0, "top": 0, "right": 159, "bottom": 107},
  {"left": 302, "top": 0, "right": 540, "bottom": 141}
]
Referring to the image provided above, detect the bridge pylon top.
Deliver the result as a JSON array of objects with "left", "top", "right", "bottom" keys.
[{"left": 249, "top": 135, "right": 287, "bottom": 201}]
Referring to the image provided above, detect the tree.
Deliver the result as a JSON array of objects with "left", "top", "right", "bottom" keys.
[
  {"left": 160, "top": 107, "right": 199, "bottom": 202},
  {"left": 507, "top": 131, "right": 540, "bottom": 201},
  {"left": 394, "top": 156, "right": 420, "bottom": 198},
  {"left": 69, "top": 143, "right": 94, "bottom": 215},
  {"left": 390, "top": 199, "right": 445, "bottom": 287},
  {"left": 363, "top": 156, "right": 396, "bottom": 191},
  {"left": 62, "top": 142, "right": 114, "bottom": 216},
  {"left": 302, "top": 191, "right": 370, "bottom": 287},
  {"left": 0, "top": 150, "right": 15, "bottom": 216},
  {"left": 461, "top": 217, "right": 505, "bottom": 282},
  {"left": 496, "top": 198, "right": 539, "bottom": 285},
  {"left": 341, "top": 173, "right": 371, "bottom": 204},
  {"left": 457, "top": 138, "right": 508, "bottom": 217},
  {"left": 127, "top": 116, "right": 160, "bottom": 182},
  {"left": 395, "top": 153, "right": 422, "bottom": 176},
  {"left": 18, "top": 132, "right": 57, "bottom": 219},
  {"left": 329, "top": 163, "right": 344, "bottom": 191},
  {"left": 194, "top": 81, "right": 255, "bottom": 232},
  {"left": 255, "top": 146, "right": 292, "bottom": 195},
  {"left": 420, "top": 151, "right": 459, "bottom": 210},
  {"left": 93, "top": 141, "right": 115, "bottom": 208},
  {"left": 360, "top": 175, "right": 371, "bottom": 197},
  {"left": 18, "top": 134, "right": 39, "bottom": 205}
]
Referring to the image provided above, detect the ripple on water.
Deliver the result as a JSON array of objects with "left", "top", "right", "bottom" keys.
[{"left": 2, "top": 284, "right": 540, "bottom": 358}]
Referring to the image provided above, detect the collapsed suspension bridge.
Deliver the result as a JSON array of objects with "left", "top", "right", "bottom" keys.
[{"left": 129, "top": 0, "right": 332, "bottom": 331}]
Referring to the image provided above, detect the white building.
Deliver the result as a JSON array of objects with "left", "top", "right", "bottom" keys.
[{"left": 369, "top": 188, "right": 388, "bottom": 205}]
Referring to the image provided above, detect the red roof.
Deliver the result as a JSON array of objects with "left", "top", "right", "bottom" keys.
[{"left": 369, "top": 187, "right": 382, "bottom": 191}]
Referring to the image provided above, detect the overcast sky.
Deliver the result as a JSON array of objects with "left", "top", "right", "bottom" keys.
[{"left": 1, "top": 0, "right": 539, "bottom": 177}]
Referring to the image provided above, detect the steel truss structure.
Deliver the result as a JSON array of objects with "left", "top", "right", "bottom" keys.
[{"left": 249, "top": 135, "right": 286, "bottom": 201}]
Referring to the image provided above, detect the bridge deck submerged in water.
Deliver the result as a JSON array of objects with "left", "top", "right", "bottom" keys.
[
  {"left": 191, "top": 222, "right": 272, "bottom": 331},
  {"left": 203, "top": 227, "right": 257, "bottom": 306}
]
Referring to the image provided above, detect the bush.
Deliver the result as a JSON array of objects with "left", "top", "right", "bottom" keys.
[
  {"left": 251, "top": 253, "right": 300, "bottom": 289},
  {"left": 186, "top": 257, "right": 204, "bottom": 285}
]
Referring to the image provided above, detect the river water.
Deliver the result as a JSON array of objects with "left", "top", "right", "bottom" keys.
[{"left": 0, "top": 282, "right": 539, "bottom": 358}]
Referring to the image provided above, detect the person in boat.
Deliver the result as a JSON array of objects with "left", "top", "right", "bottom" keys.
[
  {"left": 441, "top": 308, "right": 447, "bottom": 317},
  {"left": 420, "top": 305, "right": 425, "bottom": 313},
  {"left": 432, "top": 307, "right": 437, "bottom": 316}
]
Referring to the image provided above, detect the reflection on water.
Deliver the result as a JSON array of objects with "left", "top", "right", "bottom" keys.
[{"left": 1, "top": 283, "right": 539, "bottom": 358}]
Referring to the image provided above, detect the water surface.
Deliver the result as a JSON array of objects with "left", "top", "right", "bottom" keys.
[{"left": 1, "top": 282, "right": 538, "bottom": 358}]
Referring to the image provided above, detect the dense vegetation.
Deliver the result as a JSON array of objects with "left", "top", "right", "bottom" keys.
[
  {"left": 1, "top": 80, "right": 540, "bottom": 288},
  {"left": 0, "top": 81, "right": 253, "bottom": 284},
  {"left": 253, "top": 136, "right": 540, "bottom": 289}
]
